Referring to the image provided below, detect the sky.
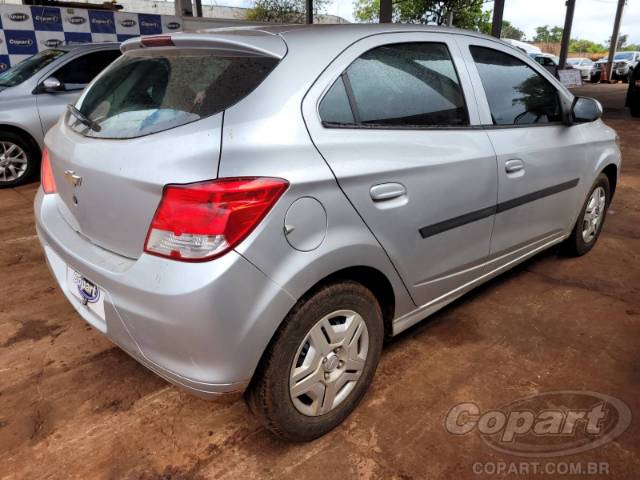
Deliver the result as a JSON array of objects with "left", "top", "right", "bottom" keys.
[{"left": 208, "top": 0, "right": 640, "bottom": 45}]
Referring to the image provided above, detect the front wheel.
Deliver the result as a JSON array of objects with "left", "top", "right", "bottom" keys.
[
  {"left": 0, "top": 131, "right": 38, "bottom": 188},
  {"left": 563, "top": 173, "right": 610, "bottom": 256},
  {"left": 246, "top": 281, "right": 384, "bottom": 441}
]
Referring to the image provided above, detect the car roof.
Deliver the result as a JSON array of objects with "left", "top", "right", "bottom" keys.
[
  {"left": 129, "top": 23, "right": 522, "bottom": 60},
  {"left": 224, "top": 23, "right": 509, "bottom": 46}
]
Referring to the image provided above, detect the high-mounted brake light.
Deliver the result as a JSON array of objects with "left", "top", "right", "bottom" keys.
[
  {"left": 40, "top": 148, "right": 56, "bottom": 194},
  {"left": 140, "top": 35, "right": 174, "bottom": 48},
  {"left": 144, "top": 177, "right": 288, "bottom": 262}
]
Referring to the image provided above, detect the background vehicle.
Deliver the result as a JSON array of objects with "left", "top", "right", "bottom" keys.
[
  {"left": 627, "top": 62, "right": 640, "bottom": 117},
  {"left": 528, "top": 52, "right": 573, "bottom": 77},
  {"left": 567, "top": 57, "right": 595, "bottom": 80},
  {"left": 612, "top": 51, "right": 640, "bottom": 82},
  {"left": 0, "top": 43, "right": 120, "bottom": 187},
  {"left": 35, "top": 25, "right": 620, "bottom": 441},
  {"left": 592, "top": 52, "right": 640, "bottom": 83}
]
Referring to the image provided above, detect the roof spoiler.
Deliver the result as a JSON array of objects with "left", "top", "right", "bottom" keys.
[{"left": 120, "top": 30, "right": 287, "bottom": 59}]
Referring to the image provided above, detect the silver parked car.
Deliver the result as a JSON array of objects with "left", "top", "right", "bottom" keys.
[
  {"left": 0, "top": 43, "right": 120, "bottom": 187},
  {"left": 35, "top": 25, "right": 621, "bottom": 441},
  {"left": 567, "top": 57, "right": 595, "bottom": 80}
]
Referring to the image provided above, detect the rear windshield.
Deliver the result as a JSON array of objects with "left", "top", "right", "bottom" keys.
[{"left": 71, "top": 50, "right": 278, "bottom": 139}]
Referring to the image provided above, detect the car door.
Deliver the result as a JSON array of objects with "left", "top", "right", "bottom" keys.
[
  {"left": 35, "top": 49, "right": 121, "bottom": 136},
  {"left": 456, "top": 37, "right": 587, "bottom": 257},
  {"left": 302, "top": 33, "right": 498, "bottom": 307}
]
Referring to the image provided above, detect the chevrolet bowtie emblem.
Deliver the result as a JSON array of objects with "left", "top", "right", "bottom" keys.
[{"left": 64, "top": 170, "right": 82, "bottom": 187}]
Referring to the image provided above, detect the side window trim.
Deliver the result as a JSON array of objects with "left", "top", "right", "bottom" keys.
[
  {"left": 340, "top": 72, "right": 361, "bottom": 124},
  {"left": 319, "top": 40, "right": 472, "bottom": 130}
]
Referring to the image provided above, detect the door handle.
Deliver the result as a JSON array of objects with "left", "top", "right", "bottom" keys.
[
  {"left": 370, "top": 182, "right": 407, "bottom": 201},
  {"left": 505, "top": 159, "right": 525, "bottom": 174}
]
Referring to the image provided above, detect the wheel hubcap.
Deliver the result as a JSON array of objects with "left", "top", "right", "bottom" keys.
[
  {"left": 0, "top": 141, "right": 28, "bottom": 183},
  {"left": 289, "top": 309, "right": 369, "bottom": 416},
  {"left": 581, "top": 186, "right": 606, "bottom": 243}
]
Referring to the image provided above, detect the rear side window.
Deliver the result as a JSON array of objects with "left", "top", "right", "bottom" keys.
[
  {"left": 72, "top": 50, "right": 278, "bottom": 139},
  {"left": 320, "top": 42, "right": 468, "bottom": 128},
  {"left": 470, "top": 46, "right": 563, "bottom": 126}
]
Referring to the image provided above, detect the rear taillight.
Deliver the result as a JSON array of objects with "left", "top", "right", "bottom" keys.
[
  {"left": 41, "top": 148, "right": 56, "bottom": 194},
  {"left": 144, "top": 177, "right": 288, "bottom": 262}
]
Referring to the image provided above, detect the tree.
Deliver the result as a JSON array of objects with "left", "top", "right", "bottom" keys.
[
  {"left": 533, "top": 25, "right": 563, "bottom": 43},
  {"left": 247, "top": 0, "right": 328, "bottom": 23},
  {"left": 354, "top": 0, "right": 489, "bottom": 31},
  {"left": 500, "top": 20, "right": 525, "bottom": 41},
  {"left": 606, "top": 33, "right": 628, "bottom": 50},
  {"left": 569, "top": 38, "right": 606, "bottom": 54}
]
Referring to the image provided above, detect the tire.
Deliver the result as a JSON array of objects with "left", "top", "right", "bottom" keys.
[
  {"left": 0, "top": 130, "right": 39, "bottom": 188},
  {"left": 563, "top": 173, "right": 611, "bottom": 257},
  {"left": 246, "top": 281, "right": 384, "bottom": 441}
]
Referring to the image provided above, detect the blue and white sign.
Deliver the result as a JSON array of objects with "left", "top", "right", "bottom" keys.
[{"left": 0, "top": 4, "right": 182, "bottom": 68}]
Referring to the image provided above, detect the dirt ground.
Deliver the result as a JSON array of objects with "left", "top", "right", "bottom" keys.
[{"left": 1, "top": 83, "right": 638, "bottom": 480}]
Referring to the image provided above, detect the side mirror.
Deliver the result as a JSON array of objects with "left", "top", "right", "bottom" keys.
[
  {"left": 40, "top": 76, "right": 65, "bottom": 93},
  {"left": 571, "top": 97, "right": 603, "bottom": 124}
]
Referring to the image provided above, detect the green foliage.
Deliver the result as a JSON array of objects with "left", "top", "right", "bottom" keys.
[
  {"left": 354, "top": 0, "right": 489, "bottom": 31},
  {"left": 569, "top": 38, "right": 606, "bottom": 54},
  {"left": 500, "top": 20, "right": 525, "bottom": 41},
  {"left": 247, "top": 0, "right": 328, "bottom": 23},
  {"left": 533, "top": 25, "right": 563, "bottom": 43}
]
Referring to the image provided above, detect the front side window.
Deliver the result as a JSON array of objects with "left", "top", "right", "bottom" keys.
[
  {"left": 53, "top": 50, "right": 121, "bottom": 90},
  {"left": 72, "top": 50, "right": 278, "bottom": 139},
  {"left": 470, "top": 46, "right": 563, "bottom": 126},
  {"left": 320, "top": 42, "right": 468, "bottom": 127}
]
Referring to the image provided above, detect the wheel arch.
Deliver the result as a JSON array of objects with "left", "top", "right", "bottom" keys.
[
  {"left": 601, "top": 163, "right": 618, "bottom": 200},
  {"left": 246, "top": 263, "right": 398, "bottom": 395},
  {"left": 300, "top": 265, "right": 396, "bottom": 338},
  {"left": 0, "top": 123, "right": 42, "bottom": 158}
]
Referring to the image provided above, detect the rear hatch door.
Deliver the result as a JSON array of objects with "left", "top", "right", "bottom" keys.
[{"left": 47, "top": 31, "right": 284, "bottom": 259}]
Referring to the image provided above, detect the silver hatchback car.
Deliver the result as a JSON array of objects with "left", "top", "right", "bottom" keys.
[{"left": 35, "top": 25, "right": 620, "bottom": 441}]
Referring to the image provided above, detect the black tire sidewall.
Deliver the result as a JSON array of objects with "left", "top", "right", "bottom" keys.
[
  {"left": 248, "top": 282, "right": 384, "bottom": 441},
  {"left": 0, "top": 131, "right": 38, "bottom": 188}
]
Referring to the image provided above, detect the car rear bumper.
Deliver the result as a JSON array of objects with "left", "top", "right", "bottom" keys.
[{"left": 34, "top": 189, "right": 295, "bottom": 398}]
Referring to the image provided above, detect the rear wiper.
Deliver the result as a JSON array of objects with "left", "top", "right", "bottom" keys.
[{"left": 67, "top": 104, "right": 101, "bottom": 132}]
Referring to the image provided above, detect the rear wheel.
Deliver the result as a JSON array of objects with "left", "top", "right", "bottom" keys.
[
  {"left": 246, "top": 281, "right": 384, "bottom": 441},
  {"left": 0, "top": 131, "right": 38, "bottom": 188},
  {"left": 563, "top": 174, "right": 610, "bottom": 256}
]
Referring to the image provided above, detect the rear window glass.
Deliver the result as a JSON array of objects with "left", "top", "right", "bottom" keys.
[{"left": 71, "top": 50, "right": 278, "bottom": 139}]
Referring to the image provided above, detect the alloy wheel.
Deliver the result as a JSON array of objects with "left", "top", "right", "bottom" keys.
[{"left": 0, "top": 141, "right": 28, "bottom": 183}]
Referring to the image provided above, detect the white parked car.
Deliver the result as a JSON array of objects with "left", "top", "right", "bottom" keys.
[{"left": 567, "top": 57, "right": 595, "bottom": 80}]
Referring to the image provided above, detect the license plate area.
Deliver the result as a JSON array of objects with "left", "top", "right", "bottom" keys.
[{"left": 67, "top": 266, "right": 106, "bottom": 321}]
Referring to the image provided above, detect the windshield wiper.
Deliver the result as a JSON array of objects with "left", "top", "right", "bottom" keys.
[{"left": 67, "top": 104, "right": 101, "bottom": 132}]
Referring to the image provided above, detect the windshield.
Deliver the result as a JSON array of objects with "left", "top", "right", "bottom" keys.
[
  {"left": 0, "top": 49, "right": 66, "bottom": 87},
  {"left": 71, "top": 50, "right": 278, "bottom": 139},
  {"left": 567, "top": 58, "right": 580, "bottom": 65},
  {"left": 614, "top": 52, "right": 634, "bottom": 61}
]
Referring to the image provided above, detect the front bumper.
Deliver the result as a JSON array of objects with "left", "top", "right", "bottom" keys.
[{"left": 35, "top": 189, "right": 295, "bottom": 398}]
